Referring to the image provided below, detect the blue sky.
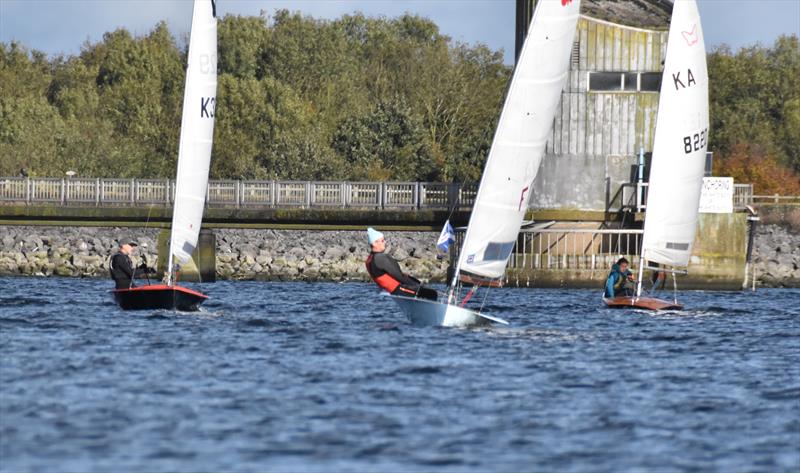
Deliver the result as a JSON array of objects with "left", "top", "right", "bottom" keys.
[{"left": 1, "top": 0, "right": 799, "bottom": 63}]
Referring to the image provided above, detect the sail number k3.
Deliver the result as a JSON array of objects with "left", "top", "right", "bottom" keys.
[{"left": 683, "top": 128, "right": 707, "bottom": 154}]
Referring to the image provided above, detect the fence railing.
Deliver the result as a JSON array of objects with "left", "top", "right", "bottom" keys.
[
  {"left": 0, "top": 177, "right": 478, "bottom": 210},
  {"left": 615, "top": 182, "right": 754, "bottom": 212},
  {"left": 450, "top": 227, "right": 645, "bottom": 273},
  {"left": 509, "top": 228, "right": 643, "bottom": 271},
  {"left": 752, "top": 194, "right": 800, "bottom": 204}
]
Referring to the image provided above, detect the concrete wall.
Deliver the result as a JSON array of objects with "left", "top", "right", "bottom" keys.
[{"left": 532, "top": 16, "right": 668, "bottom": 210}]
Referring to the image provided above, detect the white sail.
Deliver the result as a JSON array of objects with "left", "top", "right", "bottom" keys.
[
  {"left": 455, "top": 0, "right": 581, "bottom": 281},
  {"left": 641, "top": 0, "right": 709, "bottom": 268},
  {"left": 168, "top": 0, "right": 217, "bottom": 276}
]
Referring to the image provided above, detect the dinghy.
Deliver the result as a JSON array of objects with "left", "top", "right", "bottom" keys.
[
  {"left": 113, "top": 0, "right": 217, "bottom": 311},
  {"left": 391, "top": 0, "right": 581, "bottom": 327},
  {"left": 603, "top": 0, "right": 708, "bottom": 311}
]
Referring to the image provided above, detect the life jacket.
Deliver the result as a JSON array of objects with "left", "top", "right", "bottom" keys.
[{"left": 365, "top": 253, "right": 401, "bottom": 293}]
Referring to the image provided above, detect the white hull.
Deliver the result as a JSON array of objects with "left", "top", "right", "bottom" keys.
[{"left": 390, "top": 296, "right": 508, "bottom": 328}]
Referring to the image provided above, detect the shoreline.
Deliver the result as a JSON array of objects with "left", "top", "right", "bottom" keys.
[{"left": 0, "top": 224, "right": 797, "bottom": 288}]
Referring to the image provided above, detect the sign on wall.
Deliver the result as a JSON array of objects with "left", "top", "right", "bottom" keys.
[{"left": 699, "top": 177, "right": 734, "bottom": 213}]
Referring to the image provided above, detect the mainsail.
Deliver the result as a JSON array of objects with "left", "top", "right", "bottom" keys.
[
  {"left": 454, "top": 0, "right": 581, "bottom": 282},
  {"left": 167, "top": 0, "right": 218, "bottom": 282},
  {"left": 640, "top": 0, "right": 709, "bottom": 268}
]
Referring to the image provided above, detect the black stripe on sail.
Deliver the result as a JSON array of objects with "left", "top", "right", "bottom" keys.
[{"left": 210, "top": 0, "right": 217, "bottom": 18}]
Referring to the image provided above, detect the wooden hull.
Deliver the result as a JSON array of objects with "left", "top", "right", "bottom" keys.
[
  {"left": 603, "top": 296, "right": 683, "bottom": 311},
  {"left": 113, "top": 284, "right": 208, "bottom": 311},
  {"left": 390, "top": 295, "right": 508, "bottom": 327}
]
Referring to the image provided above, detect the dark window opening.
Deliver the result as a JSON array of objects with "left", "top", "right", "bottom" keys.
[
  {"left": 623, "top": 73, "right": 639, "bottom": 91},
  {"left": 640, "top": 72, "right": 662, "bottom": 91},
  {"left": 588, "top": 72, "right": 623, "bottom": 91}
]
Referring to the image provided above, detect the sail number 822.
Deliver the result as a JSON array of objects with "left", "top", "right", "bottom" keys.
[{"left": 683, "top": 128, "right": 708, "bottom": 154}]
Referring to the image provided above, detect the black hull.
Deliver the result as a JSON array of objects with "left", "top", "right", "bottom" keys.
[{"left": 113, "top": 285, "right": 208, "bottom": 311}]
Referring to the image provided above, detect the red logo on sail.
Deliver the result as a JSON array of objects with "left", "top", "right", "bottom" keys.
[
  {"left": 682, "top": 24, "right": 698, "bottom": 46},
  {"left": 518, "top": 186, "right": 530, "bottom": 211},
  {"left": 561, "top": 0, "right": 573, "bottom": 5}
]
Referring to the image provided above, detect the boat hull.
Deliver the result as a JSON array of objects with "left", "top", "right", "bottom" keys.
[
  {"left": 390, "top": 295, "right": 508, "bottom": 327},
  {"left": 603, "top": 296, "right": 683, "bottom": 311},
  {"left": 113, "top": 284, "right": 208, "bottom": 311}
]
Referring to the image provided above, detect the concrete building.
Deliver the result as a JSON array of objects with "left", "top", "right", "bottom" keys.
[{"left": 517, "top": 0, "right": 674, "bottom": 211}]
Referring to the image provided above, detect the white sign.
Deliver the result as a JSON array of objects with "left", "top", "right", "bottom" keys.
[{"left": 699, "top": 177, "right": 734, "bottom": 213}]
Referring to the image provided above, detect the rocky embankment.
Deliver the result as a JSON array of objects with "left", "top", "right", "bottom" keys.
[
  {"left": 751, "top": 224, "right": 800, "bottom": 288},
  {"left": 0, "top": 226, "right": 449, "bottom": 282},
  {"left": 0, "top": 223, "right": 797, "bottom": 287}
]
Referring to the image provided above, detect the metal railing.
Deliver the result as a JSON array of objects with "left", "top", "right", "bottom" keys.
[
  {"left": 616, "top": 182, "right": 754, "bottom": 212},
  {"left": 508, "top": 228, "right": 643, "bottom": 271},
  {"left": 752, "top": 194, "right": 800, "bottom": 204},
  {"left": 0, "top": 177, "right": 478, "bottom": 210},
  {"left": 449, "top": 227, "right": 644, "bottom": 275}
]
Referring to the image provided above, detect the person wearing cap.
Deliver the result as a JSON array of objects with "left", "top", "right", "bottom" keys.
[
  {"left": 365, "top": 227, "right": 438, "bottom": 301},
  {"left": 109, "top": 242, "right": 153, "bottom": 289}
]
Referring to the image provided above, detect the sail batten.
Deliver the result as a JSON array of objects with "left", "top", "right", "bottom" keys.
[
  {"left": 640, "top": 0, "right": 709, "bottom": 269},
  {"left": 167, "top": 0, "right": 217, "bottom": 280},
  {"left": 454, "top": 0, "right": 581, "bottom": 281}
]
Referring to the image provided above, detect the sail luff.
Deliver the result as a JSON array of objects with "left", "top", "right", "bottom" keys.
[
  {"left": 640, "top": 0, "right": 709, "bottom": 269},
  {"left": 453, "top": 0, "right": 581, "bottom": 283},
  {"left": 167, "top": 0, "right": 217, "bottom": 282}
]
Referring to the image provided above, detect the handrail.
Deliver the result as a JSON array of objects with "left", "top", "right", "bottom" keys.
[
  {"left": 616, "top": 181, "right": 755, "bottom": 212},
  {"left": 0, "top": 177, "right": 476, "bottom": 210}
]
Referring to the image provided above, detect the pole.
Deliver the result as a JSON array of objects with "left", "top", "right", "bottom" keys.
[{"left": 636, "top": 257, "right": 645, "bottom": 297}]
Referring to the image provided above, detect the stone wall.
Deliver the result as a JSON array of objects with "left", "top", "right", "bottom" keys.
[
  {"left": 751, "top": 224, "right": 800, "bottom": 288},
  {"left": 0, "top": 222, "right": 797, "bottom": 288},
  {"left": 0, "top": 226, "right": 448, "bottom": 282}
]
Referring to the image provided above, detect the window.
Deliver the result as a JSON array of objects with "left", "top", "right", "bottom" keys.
[
  {"left": 623, "top": 73, "right": 639, "bottom": 91},
  {"left": 588, "top": 71, "right": 663, "bottom": 93},
  {"left": 640, "top": 72, "right": 662, "bottom": 91},
  {"left": 588, "top": 72, "right": 623, "bottom": 91}
]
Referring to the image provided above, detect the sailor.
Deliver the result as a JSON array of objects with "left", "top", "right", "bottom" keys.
[
  {"left": 604, "top": 257, "right": 636, "bottom": 297},
  {"left": 109, "top": 242, "right": 152, "bottom": 289},
  {"left": 365, "top": 227, "right": 438, "bottom": 301}
]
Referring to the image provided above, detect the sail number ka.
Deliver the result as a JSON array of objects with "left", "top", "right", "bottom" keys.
[{"left": 682, "top": 128, "right": 707, "bottom": 154}]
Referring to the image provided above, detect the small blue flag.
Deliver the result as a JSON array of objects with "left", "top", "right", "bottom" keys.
[{"left": 437, "top": 220, "right": 455, "bottom": 252}]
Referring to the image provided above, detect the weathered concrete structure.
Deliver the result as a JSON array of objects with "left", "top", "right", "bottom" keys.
[{"left": 518, "top": 0, "right": 673, "bottom": 211}]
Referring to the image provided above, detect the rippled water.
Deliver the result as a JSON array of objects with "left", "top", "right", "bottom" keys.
[{"left": 1, "top": 276, "right": 798, "bottom": 472}]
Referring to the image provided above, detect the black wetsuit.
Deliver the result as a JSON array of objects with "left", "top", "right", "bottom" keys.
[
  {"left": 367, "top": 251, "right": 438, "bottom": 301},
  {"left": 110, "top": 252, "right": 137, "bottom": 289}
]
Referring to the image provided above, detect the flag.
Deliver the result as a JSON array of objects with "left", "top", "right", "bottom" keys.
[{"left": 437, "top": 220, "right": 455, "bottom": 252}]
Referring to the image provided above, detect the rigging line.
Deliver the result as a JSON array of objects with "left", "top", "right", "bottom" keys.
[
  {"left": 478, "top": 283, "right": 491, "bottom": 314},
  {"left": 142, "top": 205, "right": 153, "bottom": 285}
]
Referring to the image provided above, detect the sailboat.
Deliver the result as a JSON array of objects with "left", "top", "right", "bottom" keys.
[
  {"left": 391, "top": 0, "right": 581, "bottom": 327},
  {"left": 113, "top": 0, "right": 218, "bottom": 311},
  {"left": 603, "top": 0, "right": 708, "bottom": 311}
]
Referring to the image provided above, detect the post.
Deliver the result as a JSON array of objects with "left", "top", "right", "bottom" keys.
[
  {"left": 235, "top": 180, "right": 241, "bottom": 208},
  {"left": 95, "top": 178, "right": 100, "bottom": 206},
  {"left": 60, "top": 179, "right": 65, "bottom": 204},
  {"left": 130, "top": 179, "right": 135, "bottom": 205}
]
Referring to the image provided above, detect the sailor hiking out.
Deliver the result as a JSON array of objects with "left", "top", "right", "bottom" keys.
[
  {"left": 604, "top": 257, "right": 636, "bottom": 298},
  {"left": 365, "top": 228, "right": 438, "bottom": 301}
]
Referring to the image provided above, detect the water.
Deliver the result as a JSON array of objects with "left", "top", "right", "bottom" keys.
[{"left": 1, "top": 277, "right": 798, "bottom": 473}]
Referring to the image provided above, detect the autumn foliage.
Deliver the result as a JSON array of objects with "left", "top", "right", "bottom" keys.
[{"left": 714, "top": 143, "right": 800, "bottom": 195}]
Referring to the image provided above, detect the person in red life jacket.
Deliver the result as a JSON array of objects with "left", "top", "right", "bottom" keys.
[{"left": 365, "top": 227, "right": 438, "bottom": 301}]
